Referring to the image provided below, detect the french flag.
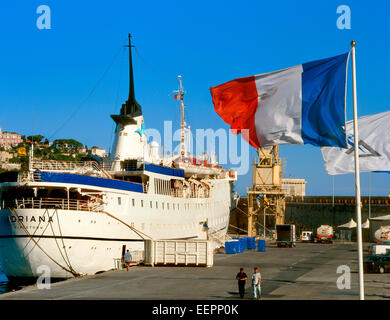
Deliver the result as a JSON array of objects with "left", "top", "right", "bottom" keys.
[{"left": 210, "top": 53, "right": 350, "bottom": 149}]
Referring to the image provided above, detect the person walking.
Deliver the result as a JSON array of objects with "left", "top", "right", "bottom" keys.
[
  {"left": 236, "top": 268, "right": 248, "bottom": 298},
  {"left": 124, "top": 250, "right": 132, "bottom": 271},
  {"left": 252, "top": 267, "right": 262, "bottom": 300}
]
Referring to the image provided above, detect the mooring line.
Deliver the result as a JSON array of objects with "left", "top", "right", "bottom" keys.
[
  {"left": 101, "top": 210, "right": 153, "bottom": 240},
  {"left": 8, "top": 208, "right": 80, "bottom": 277}
]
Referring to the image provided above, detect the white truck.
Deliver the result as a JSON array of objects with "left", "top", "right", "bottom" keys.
[
  {"left": 369, "top": 243, "right": 390, "bottom": 255},
  {"left": 315, "top": 225, "right": 334, "bottom": 244},
  {"left": 301, "top": 231, "right": 313, "bottom": 242},
  {"left": 276, "top": 224, "right": 296, "bottom": 248}
]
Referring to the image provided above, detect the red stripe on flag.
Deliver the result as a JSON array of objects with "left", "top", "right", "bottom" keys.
[{"left": 210, "top": 76, "right": 259, "bottom": 148}]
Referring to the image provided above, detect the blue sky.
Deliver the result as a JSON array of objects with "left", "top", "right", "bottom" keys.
[{"left": 0, "top": 0, "right": 389, "bottom": 196}]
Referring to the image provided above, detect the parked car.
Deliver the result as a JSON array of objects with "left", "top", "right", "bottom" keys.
[{"left": 364, "top": 255, "right": 390, "bottom": 274}]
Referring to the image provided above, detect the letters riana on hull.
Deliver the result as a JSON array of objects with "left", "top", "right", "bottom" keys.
[{"left": 0, "top": 34, "right": 237, "bottom": 278}]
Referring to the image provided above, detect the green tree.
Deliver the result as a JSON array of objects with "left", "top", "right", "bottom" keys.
[
  {"left": 27, "top": 135, "right": 44, "bottom": 143},
  {"left": 53, "top": 139, "right": 83, "bottom": 148}
]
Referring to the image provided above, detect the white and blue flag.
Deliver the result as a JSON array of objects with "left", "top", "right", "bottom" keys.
[{"left": 321, "top": 110, "right": 390, "bottom": 175}]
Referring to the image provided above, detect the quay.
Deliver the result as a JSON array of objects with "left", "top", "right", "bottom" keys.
[{"left": 0, "top": 242, "right": 389, "bottom": 300}]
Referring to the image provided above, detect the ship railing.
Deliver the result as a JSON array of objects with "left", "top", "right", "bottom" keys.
[
  {"left": 2, "top": 197, "right": 104, "bottom": 212},
  {"left": 169, "top": 188, "right": 210, "bottom": 199},
  {"left": 17, "top": 172, "right": 30, "bottom": 183},
  {"left": 31, "top": 160, "right": 112, "bottom": 179},
  {"left": 101, "top": 161, "right": 113, "bottom": 171},
  {"left": 170, "top": 189, "right": 184, "bottom": 198}
]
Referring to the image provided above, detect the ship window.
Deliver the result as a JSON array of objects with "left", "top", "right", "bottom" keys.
[
  {"left": 173, "top": 203, "right": 175, "bottom": 210},
  {"left": 162, "top": 202, "right": 164, "bottom": 210},
  {"left": 167, "top": 203, "right": 170, "bottom": 210},
  {"left": 141, "top": 200, "right": 144, "bottom": 207},
  {"left": 150, "top": 201, "right": 153, "bottom": 208},
  {"left": 132, "top": 199, "right": 135, "bottom": 207},
  {"left": 118, "top": 197, "right": 121, "bottom": 205},
  {"left": 177, "top": 204, "right": 179, "bottom": 210},
  {"left": 156, "top": 201, "right": 158, "bottom": 209}
]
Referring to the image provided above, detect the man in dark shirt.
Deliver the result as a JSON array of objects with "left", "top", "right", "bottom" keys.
[{"left": 236, "top": 267, "right": 248, "bottom": 298}]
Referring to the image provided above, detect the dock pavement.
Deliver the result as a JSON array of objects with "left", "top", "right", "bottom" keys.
[{"left": 0, "top": 242, "right": 389, "bottom": 300}]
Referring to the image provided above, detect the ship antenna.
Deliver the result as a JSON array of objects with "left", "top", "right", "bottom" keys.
[{"left": 175, "top": 75, "right": 186, "bottom": 158}]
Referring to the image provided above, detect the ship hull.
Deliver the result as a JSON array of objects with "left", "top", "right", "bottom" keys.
[{"left": 0, "top": 178, "right": 232, "bottom": 278}]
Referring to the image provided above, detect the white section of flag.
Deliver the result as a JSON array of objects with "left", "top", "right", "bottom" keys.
[
  {"left": 321, "top": 110, "right": 390, "bottom": 175},
  {"left": 254, "top": 65, "right": 304, "bottom": 146}
]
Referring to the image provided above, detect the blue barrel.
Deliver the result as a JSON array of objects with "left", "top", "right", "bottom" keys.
[
  {"left": 232, "top": 238, "right": 244, "bottom": 252},
  {"left": 224, "top": 241, "right": 235, "bottom": 254},
  {"left": 247, "top": 237, "right": 256, "bottom": 249},
  {"left": 240, "top": 238, "right": 247, "bottom": 250},
  {"left": 225, "top": 240, "right": 240, "bottom": 254},
  {"left": 257, "top": 239, "right": 266, "bottom": 252},
  {"left": 251, "top": 237, "right": 256, "bottom": 249}
]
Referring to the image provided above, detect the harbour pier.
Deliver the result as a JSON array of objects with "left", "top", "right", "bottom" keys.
[{"left": 0, "top": 242, "right": 388, "bottom": 300}]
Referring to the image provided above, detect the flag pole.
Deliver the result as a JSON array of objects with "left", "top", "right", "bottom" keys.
[{"left": 350, "top": 40, "right": 365, "bottom": 300}]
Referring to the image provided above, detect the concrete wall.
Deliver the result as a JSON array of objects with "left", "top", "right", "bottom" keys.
[
  {"left": 285, "top": 196, "right": 390, "bottom": 242},
  {"left": 229, "top": 196, "right": 390, "bottom": 241}
]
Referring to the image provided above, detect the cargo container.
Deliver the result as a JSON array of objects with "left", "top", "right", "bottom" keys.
[{"left": 144, "top": 240, "right": 213, "bottom": 267}]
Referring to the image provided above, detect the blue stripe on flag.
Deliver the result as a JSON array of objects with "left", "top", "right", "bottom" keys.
[{"left": 301, "top": 53, "right": 349, "bottom": 148}]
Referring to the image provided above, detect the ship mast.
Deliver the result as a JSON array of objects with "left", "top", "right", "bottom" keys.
[
  {"left": 175, "top": 75, "right": 186, "bottom": 158},
  {"left": 111, "top": 33, "right": 142, "bottom": 125},
  {"left": 109, "top": 33, "right": 145, "bottom": 167}
]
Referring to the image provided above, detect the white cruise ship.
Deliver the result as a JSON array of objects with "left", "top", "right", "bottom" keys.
[{"left": 0, "top": 34, "right": 237, "bottom": 278}]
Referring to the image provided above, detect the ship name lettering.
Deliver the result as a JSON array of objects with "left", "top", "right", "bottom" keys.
[{"left": 9, "top": 216, "right": 53, "bottom": 223}]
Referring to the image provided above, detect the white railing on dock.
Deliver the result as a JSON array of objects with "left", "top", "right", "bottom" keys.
[{"left": 208, "top": 227, "right": 232, "bottom": 246}]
